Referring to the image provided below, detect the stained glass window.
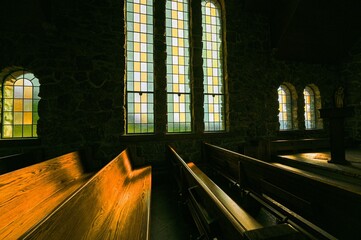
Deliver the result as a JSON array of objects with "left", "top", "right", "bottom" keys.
[
  {"left": 304, "top": 86, "right": 316, "bottom": 129},
  {"left": 126, "top": 0, "right": 154, "bottom": 134},
  {"left": 202, "top": 0, "right": 225, "bottom": 131},
  {"left": 166, "top": 0, "right": 191, "bottom": 132},
  {"left": 2, "top": 71, "right": 40, "bottom": 138},
  {"left": 278, "top": 85, "right": 292, "bottom": 130}
]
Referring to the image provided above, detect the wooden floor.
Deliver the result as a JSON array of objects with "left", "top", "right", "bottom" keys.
[{"left": 277, "top": 148, "right": 361, "bottom": 186}]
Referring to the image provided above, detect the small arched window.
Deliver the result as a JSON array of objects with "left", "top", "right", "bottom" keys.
[
  {"left": 303, "top": 84, "right": 323, "bottom": 130},
  {"left": 304, "top": 86, "right": 316, "bottom": 129},
  {"left": 1, "top": 70, "right": 40, "bottom": 138},
  {"left": 278, "top": 84, "right": 292, "bottom": 130}
]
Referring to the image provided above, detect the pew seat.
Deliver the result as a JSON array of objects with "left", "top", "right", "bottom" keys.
[
  {"left": 21, "top": 148, "right": 151, "bottom": 240},
  {"left": 0, "top": 151, "right": 93, "bottom": 240}
]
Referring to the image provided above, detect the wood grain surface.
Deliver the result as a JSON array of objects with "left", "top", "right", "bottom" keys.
[
  {"left": 21, "top": 149, "right": 151, "bottom": 240},
  {"left": 0, "top": 152, "right": 92, "bottom": 240}
]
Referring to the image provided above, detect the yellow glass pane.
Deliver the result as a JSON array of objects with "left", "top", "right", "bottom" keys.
[
  {"left": 173, "top": 65, "right": 178, "bottom": 74},
  {"left": 178, "top": 20, "right": 184, "bottom": 29},
  {"left": 134, "top": 82, "right": 141, "bottom": 91},
  {"left": 134, "top": 62, "right": 141, "bottom": 71},
  {"left": 180, "top": 113, "right": 185, "bottom": 121},
  {"left": 207, "top": 68, "right": 212, "bottom": 75},
  {"left": 214, "top": 114, "right": 220, "bottom": 121},
  {"left": 141, "top": 33, "right": 146, "bottom": 42},
  {"left": 134, "top": 23, "right": 140, "bottom": 32},
  {"left": 134, "top": 4, "right": 140, "bottom": 13},
  {"left": 179, "top": 57, "right": 184, "bottom": 65},
  {"left": 141, "top": 14, "right": 146, "bottom": 22},
  {"left": 4, "top": 85, "right": 13, "bottom": 98},
  {"left": 174, "top": 85, "right": 179, "bottom": 92},
  {"left": 15, "top": 79, "right": 24, "bottom": 86},
  {"left": 135, "top": 104, "right": 141, "bottom": 112},
  {"left": 172, "top": 46, "right": 179, "bottom": 55},
  {"left": 172, "top": 28, "right": 177, "bottom": 36},
  {"left": 174, "top": 103, "right": 179, "bottom": 112},
  {"left": 141, "top": 72, "right": 147, "bottom": 81},
  {"left": 211, "top": 8, "right": 216, "bottom": 16},
  {"left": 24, "top": 86, "right": 33, "bottom": 98},
  {"left": 134, "top": 42, "right": 140, "bottom": 51},
  {"left": 14, "top": 99, "right": 23, "bottom": 111},
  {"left": 3, "top": 125, "right": 12, "bottom": 138},
  {"left": 172, "top": 10, "right": 177, "bottom": 18},
  {"left": 141, "top": 53, "right": 147, "bottom": 61},
  {"left": 23, "top": 112, "right": 32, "bottom": 124},
  {"left": 140, "top": 0, "right": 147, "bottom": 4},
  {"left": 178, "top": 2, "right": 183, "bottom": 11},
  {"left": 141, "top": 114, "right": 148, "bottom": 122}
]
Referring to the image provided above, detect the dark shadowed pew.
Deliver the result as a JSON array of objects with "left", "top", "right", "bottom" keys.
[
  {"left": 168, "top": 145, "right": 306, "bottom": 240},
  {"left": 21, "top": 148, "right": 151, "bottom": 240},
  {"left": 0, "top": 151, "right": 93, "bottom": 239},
  {"left": 204, "top": 142, "right": 361, "bottom": 239}
]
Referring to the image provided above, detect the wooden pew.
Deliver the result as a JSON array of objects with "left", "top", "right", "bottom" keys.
[
  {"left": 0, "top": 151, "right": 93, "bottom": 239},
  {"left": 204, "top": 142, "right": 361, "bottom": 239},
  {"left": 168, "top": 145, "right": 305, "bottom": 240},
  {"left": 21, "top": 148, "right": 151, "bottom": 240}
]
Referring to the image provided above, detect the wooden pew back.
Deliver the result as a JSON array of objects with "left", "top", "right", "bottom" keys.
[
  {"left": 0, "top": 151, "right": 92, "bottom": 239},
  {"left": 168, "top": 145, "right": 265, "bottom": 239},
  {"left": 204, "top": 142, "right": 361, "bottom": 239},
  {"left": 21, "top": 148, "right": 151, "bottom": 240}
]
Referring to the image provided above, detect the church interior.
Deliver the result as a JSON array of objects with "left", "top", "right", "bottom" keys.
[{"left": 1, "top": 0, "right": 361, "bottom": 239}]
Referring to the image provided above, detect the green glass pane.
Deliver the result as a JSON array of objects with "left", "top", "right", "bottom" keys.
[
  {"left": 14, "top": 112, "right": 23, "bottom": 124},
  {"left": 33, "top": 125, "right": 38, "bottom": 137},
  {"left": 14, "top": 125, "right": 23, "bottom": 137},
  {"left": 23, "top": 125, "right": 32, "bottom": 137}
]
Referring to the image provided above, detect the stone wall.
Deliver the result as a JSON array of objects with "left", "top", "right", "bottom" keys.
[
  {"left": 0, "top": 0, "right": 350, "bottom": 170},
  {"left": 341, "top": 37, "right": 361, "bottom": 142}
]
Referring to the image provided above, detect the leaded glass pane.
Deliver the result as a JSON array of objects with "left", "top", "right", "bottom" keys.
[
  {"left": 126, "top": 0, "right": 154, "bottom": 134},
  {"left": 304, "top": 86, "right": 316, "bottom": 129},
  {"left": 202, "top": 0, "right": 225, "bottom": 131},
  {"left": 278, "top": 85, "right": 292, "bottom": 130},
  {"left": 1, "top": 71, "right": 39, "bottom": 138},
  {"left": 166, "top": 0, "right": 191, "bottom": 133}
]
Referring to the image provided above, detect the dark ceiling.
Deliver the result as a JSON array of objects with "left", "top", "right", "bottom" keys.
[{"left": 245, "top": 0, "right": 361, "bottom": 64}]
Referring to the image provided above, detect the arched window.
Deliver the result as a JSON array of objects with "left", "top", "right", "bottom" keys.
[
  {"left": 125, "top": 0, "right": 154, "bottom": 134},
  {"left": 202, "top": 0, "right": 225, "bottom": 131},
  {"left": 166, "top": 0, "right": 191, "bottom": 133},
  {"left": 304, "top": 86, "right": 316, "bottom": 129},
  {"left": 278, "top": 84, "right": 292, "bottom": 130},
  {"left": 304, "top": 84, "right": 323, "bottom": 130},
  {"left": 1, "top": 70, "right": 40, "bottom": 138}
]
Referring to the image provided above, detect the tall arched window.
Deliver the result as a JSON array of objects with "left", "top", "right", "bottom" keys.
[
  {"left": 202, "top": 0, "right": 225, "bottom": 131},
  {"left": 304, "top": 86, "right": 316, "bottom": 129},
  {"left": 166, "top": 0, "right": 191, "bottom": 133},
  {"left": 1, "top": 70, "right": 40, "bottom": 138},
  {"left": 125, "top": 0, "right": 154, "bottom": 134},
  {"left": 278, "top": 84, "right": 292, "bottom": 130}
]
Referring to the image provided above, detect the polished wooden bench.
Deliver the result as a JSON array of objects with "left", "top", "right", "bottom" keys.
[
  {"left": 0, "top": 151, "right": 93, "bottom": 239},
  {"left": 21, "top": 148, "right": 151, "bottom": 240},
  {"left": 168, "top": 145, "right": 306, "bottom": 240},
  {"left": 204, "top": 142, "right": 361, "bottom": 239}
]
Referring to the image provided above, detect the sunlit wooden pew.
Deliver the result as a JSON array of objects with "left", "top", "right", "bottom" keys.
[
  {"left": 21, "top": 148, "right": 151, "bottom": 240},
  {"left": 0, "top": 151, "right": 93, "bottom": 239},
  {"left": 168, "top": 145, "right": 305, "bottom": 240},
  {"left": 203, "top": 142, "right": 361, "bottom": 239}
]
